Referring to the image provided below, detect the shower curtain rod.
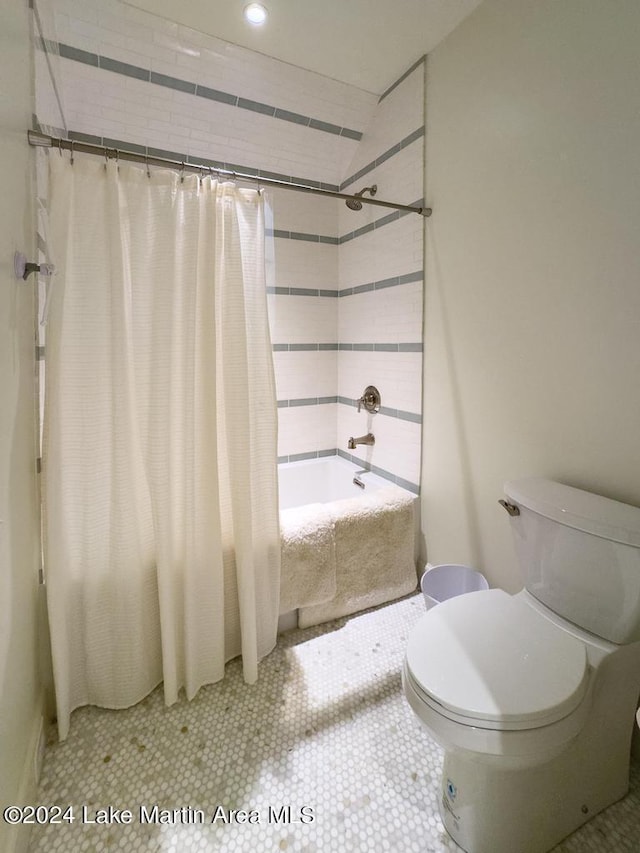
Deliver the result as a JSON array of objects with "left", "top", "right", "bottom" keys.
[{"left": 28, "top": 130, "right": 432, "bottom": 218}]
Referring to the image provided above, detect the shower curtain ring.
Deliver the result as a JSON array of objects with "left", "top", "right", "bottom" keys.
[
  {"left": 70, "top": 140, "right": 75, "bottom": 165},
  {"left": 180, "top": 161, "right": 185, "bottom": 184},
  {"left": 145, "top": 153, "right": 150, "bottom": 179},
  {"left": 58, "top": 137, "right": 62, "bottom": 157}
]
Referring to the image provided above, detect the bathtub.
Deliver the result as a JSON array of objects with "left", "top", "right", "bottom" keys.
[
  {"left": 277, "top": 455, "right": 419, "bottom": 630},
  {"left": 278, "top": 454, "right": 401, "bottom": 510}
]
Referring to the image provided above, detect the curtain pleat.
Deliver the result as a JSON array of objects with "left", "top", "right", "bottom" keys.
[{"left": 44, "top": 155, "right": 280, "bottom": 740}]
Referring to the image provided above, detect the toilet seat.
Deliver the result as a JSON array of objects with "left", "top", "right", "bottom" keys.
[{"left": 405, "top": 589, "right": 589, "bottom": 731}]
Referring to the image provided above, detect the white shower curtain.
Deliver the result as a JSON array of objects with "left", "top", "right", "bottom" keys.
[{"left": 44, "top": 155, "right": 280, "bottom": 740}]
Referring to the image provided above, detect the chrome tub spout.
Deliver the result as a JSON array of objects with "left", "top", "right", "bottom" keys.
[{"left": 348, "top": 433, "right": 375, "bottom": 450}]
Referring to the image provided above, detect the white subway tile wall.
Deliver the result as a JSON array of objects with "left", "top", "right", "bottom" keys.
[
  {"left": 338, "top": 351, "right": 423, "bottom": 416},
  {"left": 339, "top": 216, "right": 424, "bottom": 294},
  {"left": 268, "top": 190, "right": 337, "bottom": 237},
  {"left": 338, "top": 403, "right": 422, "bottom": 487},
  {"left": 272, "top": 240, "right": 338, "bottom": 291},
  {"left": 272, "top": 350, "right": 338, "bottom": 402},
  {"left": 34, "top": 0, "right": 425, "bottom": 491},
  {"left": 270, "top": 296, "right": 337, "bottom": 345},
  {"left": 277, "top": 404, "right": 338, "bottom": 460},
  {"left": 341, "top": 64, "right": 425, "bottom": 189},
  {"left": 336, "top": 62, "right": 425, "bottom": 490},
  {"left": 34, "top": 0, "right": 67, "bottom": 133},
  {"left": 51, "top": 0, "right": 378, "bottom": 125},
  {"left": 337, "top": 283, "right": 423, "bottom": 345}
]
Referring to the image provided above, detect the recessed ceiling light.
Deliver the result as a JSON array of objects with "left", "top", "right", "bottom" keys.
[{"left": 244, "top": 3, "right": 268, "bottom": 26}]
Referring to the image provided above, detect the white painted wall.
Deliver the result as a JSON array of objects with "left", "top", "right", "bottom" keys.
[
  {"left": 0, "top": 1, "right": 44, "bottom": 851},
  {"left": 422, "top": 0, "right": 640, "bottom": 591}
]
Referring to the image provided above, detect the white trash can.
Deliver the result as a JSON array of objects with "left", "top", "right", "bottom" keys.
[{"left": 421, "top": 564, "right": 489, "bottom": 610}]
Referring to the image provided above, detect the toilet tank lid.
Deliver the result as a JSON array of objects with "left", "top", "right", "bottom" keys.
[{"left": 504, "top": 479, "right": 640, "bottom": 548}]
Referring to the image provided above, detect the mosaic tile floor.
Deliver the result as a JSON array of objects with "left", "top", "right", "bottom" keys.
[{"left": 30, "top": 594, "right": 640, "bottom": 852}]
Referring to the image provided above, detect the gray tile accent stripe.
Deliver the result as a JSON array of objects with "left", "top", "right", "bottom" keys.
[
  {"left": 379, "top": 55, "right": 426, "bottom": 103},
  {"left": 275, "top": 108, "right": 310, "bottom": 125},
  {"left": 64, "top": 126, "right": 421, "bottom": 234},
  {"left": 268, "top": 229, "right": 339, "bottom": 244},
  {"left": 269, "top": 196, "right": 424, "bottom": 247},
  {"left": 266, "top": 287, "right": 339, "bottom": 297},
  {"left": 102, "top": 56, "right": 150, "bottom": 81},
  {"left": 379, "top": 407, "right": 422, "bottom": 423},
  {"left": 339, "top": 199, "right": 424, "bottom": 244},
  {"left": 279, "top": 394, "right": 421, "bottom": 424},
  {"left": 289, "top": 451, "right": 320, "bottom": 462},
  {"left": 340, "top": 127, "right": 425, "bottom": 192},
  {"left": 150, "top": 70, "right": 194, "bottom": 92},
  {"left": 277, "top": 396, "right": 338, "bottom": 407},
  {"left": 273, "top": 343, "right": 332, "bottom": 351},
  {"left": 395, "top": 475, "right": 421, "bottom": 494},
  {"left": 340, "top": 127, "right": 363, "bottom": 141},
  {"left": 35, "top": 120, "right": 65, "bottom": 139},
  {"left": 335, "top": 397, "right": 422, "bottom": 424},
  {"left": 338, "top": 270, "right": 424, "bottom": 298},
  {"left": 56, "top": 42, "right": 363, "bottom": 141},
  {"left": 278, "top": 449, "right": 337, "bottom": 464},
  {"left": 273, "top": 343, "right": 422, "bottom": 352},
  {"left": 290, "top": 343, "right": 319, "bottom": 351},
  {"left": 238, "top": 97, "right": 275, "bottom": 116},
  {"left": 309, "top": 119, "right": 342, "bottom": 135},
  {"left": 68, "top": 130, "right": 101, "bottom": 145},
  {"left": 58, "top": 43, "right": 99, "bottom": 67},
  {"left": 337, "top": 449, "right": 420, "bottom": 494},
  {"left": 197, "top": 84, "right": 237, "bottom": 106},
  {"left": 67, "top": 130, "right": 339, "bottom": 194},
  {"left": 277, "top": 448, "right": 420, "bottom": 493},
  {"left": 290, "top": 287, "right": 317, "bottom": 296},
  {"left": 290, "top": 397, "right": 323, "bottom": 407},
  {"left": 103, "top": 137, "right": 147, "bottom": 155}
]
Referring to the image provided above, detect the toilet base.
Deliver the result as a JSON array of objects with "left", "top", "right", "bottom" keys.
[
  {"left": 438, "top": 737, "right": 629, "bottom": 853},
  {"left": 404, "top": 598, "right": 640, "bottom": 852},
  {"left": 432, "top": 640, "right": 640, "bottom": 853}
]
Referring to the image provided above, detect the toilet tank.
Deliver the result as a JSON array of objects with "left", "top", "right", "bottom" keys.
[{"left": 503, "top": 479, "right": 640, "bottom": 644}]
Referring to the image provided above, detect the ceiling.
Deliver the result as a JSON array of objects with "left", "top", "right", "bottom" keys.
[{"left": 124, "top": 0, "right": 484, "bottom": 94}]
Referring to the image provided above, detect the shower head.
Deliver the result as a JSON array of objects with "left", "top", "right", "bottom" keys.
[{"left": 345, "top": 184, "right": 377, "bottom": 211}]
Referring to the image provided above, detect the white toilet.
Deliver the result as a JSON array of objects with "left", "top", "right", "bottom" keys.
[{"left": 403, "top": 478, "right": 640, "bottom": 853}]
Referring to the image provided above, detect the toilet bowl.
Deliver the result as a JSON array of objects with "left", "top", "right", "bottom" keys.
[
  {"left": 404, "top": 479, "right": 640, "bottom": 853},
  {"left": 405, "top": 589, "right": 594, "bottom": 761}
]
